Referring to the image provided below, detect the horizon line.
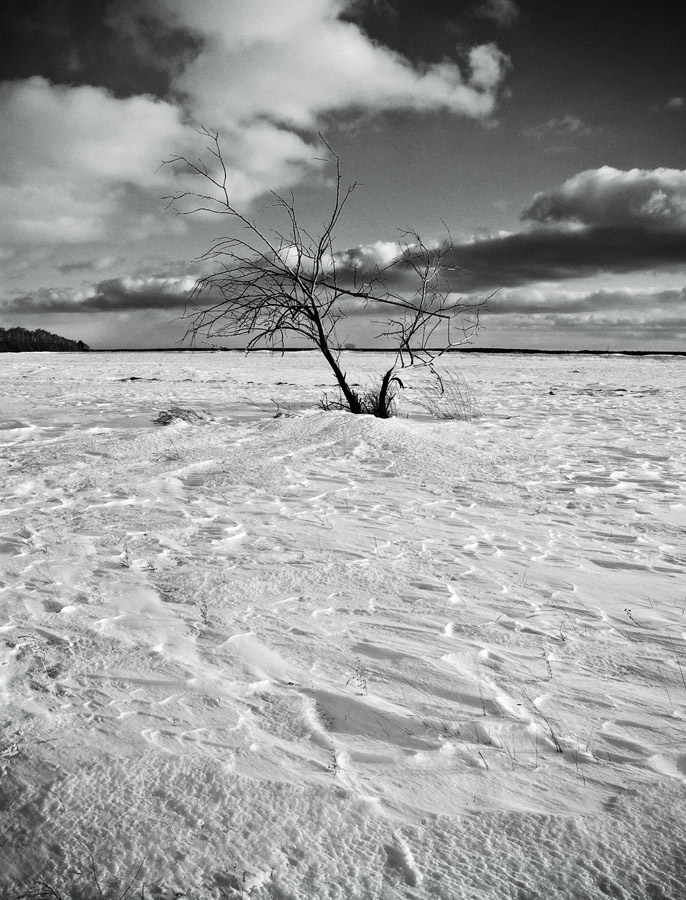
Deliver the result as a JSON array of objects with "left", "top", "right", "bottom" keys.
[{"left": 81, "top": 347, "right": 686, "bottom": 357}]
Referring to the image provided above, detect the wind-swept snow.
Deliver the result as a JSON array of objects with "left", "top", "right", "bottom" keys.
[{"left": 1, "top": 351, "right": 685, "bottom": 898}]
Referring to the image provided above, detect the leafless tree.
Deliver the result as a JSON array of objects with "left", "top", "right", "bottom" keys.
[{"left": 164, "top": 128, "right": 488, "bottom": 417}]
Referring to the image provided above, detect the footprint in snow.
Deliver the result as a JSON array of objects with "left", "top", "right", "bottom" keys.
[{"left": 384, "top": 833, "right": 423, "bottom": 887}]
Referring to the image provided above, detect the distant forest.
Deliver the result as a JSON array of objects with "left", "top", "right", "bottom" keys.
[{"left": 0, "top": 327, "right": 90, "bottom": 352}]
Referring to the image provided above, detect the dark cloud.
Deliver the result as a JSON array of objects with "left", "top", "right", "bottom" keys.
[
  {"left": 54, "top": 260, "right": 99, "bottom": 273},
  {"left": 87, "top": 277, "right": 191, "bottom": 312},
  {"left": 336, "top": 168, "right": 686, "bottom": 293},
  {"left": 2, "top": 276, "right": 192, "bottom": 315},
  {"left": 443, "top": 225, "right": 686, "bottom": 291},
  {"left": 0, "top": 0, "right": 201, "bottom": 98},
  {"left": 437, "top": 167, "right": 686, "bottom": 291}
]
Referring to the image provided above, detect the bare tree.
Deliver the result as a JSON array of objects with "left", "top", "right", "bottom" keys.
[{"left": 164, "top": 128, "right": 488, "bottom": 417}]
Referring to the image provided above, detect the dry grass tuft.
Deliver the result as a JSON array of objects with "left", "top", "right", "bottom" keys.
[
  {"left": 152, "top": 406, "right": 203, "bottom": 426},
  {"left": 412, "top": 370, "right": 481, "bottom": 420}
]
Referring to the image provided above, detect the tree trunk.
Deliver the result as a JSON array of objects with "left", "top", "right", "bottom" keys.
[
  {"left": 318, "top": 340, "right": 362, "bottom": 413},
  {"left": 376, "top": 368, "right": 399, "bottom": 418}
]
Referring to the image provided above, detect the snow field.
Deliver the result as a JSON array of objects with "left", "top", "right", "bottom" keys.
[{"left": 1, "top": 351, "right": 685, "bottom": 898}]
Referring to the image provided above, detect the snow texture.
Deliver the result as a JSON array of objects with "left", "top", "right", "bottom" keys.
[{"left": 1, "top": 350, "right": 685, "bottom": 899}]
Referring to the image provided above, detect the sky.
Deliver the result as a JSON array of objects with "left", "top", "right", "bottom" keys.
[{"left": 0, "top": 0, "right": 684, "bottom": 351}]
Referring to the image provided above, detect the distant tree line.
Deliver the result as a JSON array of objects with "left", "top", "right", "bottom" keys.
[{"left": 0, "top": 327, "right": 90, "bottom": 352}]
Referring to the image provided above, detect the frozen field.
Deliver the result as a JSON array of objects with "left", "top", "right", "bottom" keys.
[{"left": 1, "top": 350, "right": 685, "bottom": 899}]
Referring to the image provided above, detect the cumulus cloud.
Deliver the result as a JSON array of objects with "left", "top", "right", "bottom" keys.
[
  {"left": 172, "top": 162, "right": 686, "bottom": 303},
  {"left": 429, "top": 167, "right": 686, "bottom": 291},
  {"left": 0, "top": 78, "right": 181, "bottom": 187},
  {"left": 666, "top": 96, "right": 685, "bottom": 110},
  {"left": 0, "top": 2, "right": 511, "bottom": 245},
  {"left": 156, "top": 0, "right": 509, "bottom": 128},
  {"left": 324, "top": 166, "right": 686, "bottom": 292},
  {"left": 337, "top": 240, "right": 406, "bottom": 270},
  {"left": 384, "top": 168, "right": 686, "bottom": 291},
  {"left": 522, "top": 166, "right": 686, "bottom": 228},
  {"left": 0, "top": 77, "right": 193, "bottom": 243}
]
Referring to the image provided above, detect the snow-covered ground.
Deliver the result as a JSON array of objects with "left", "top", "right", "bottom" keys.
[{"left": 1, "top": 350, "right": 685, "bottom": 899}]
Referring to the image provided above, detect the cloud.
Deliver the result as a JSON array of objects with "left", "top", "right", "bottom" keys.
[
  {"left": 474, "top": 0, "right": 519, "bottom": 27},
  {"left": 487, "top": 312, "right": 686, "bottom": 347},
  {"left": 467, "top": 43, "right": 510, "bottom": 90},
  {"left": 469, "top": 285, "right": 686, "bottom": 348},
  {"left": 55, "top": 256, "right": 121, "bottom": 274},
  {"left": 521, "top": 115, "right": 596, "bottom": 143},
  {"left": 325, "top": 166, "right": 686, "bottom": 300},
  {"left": 0, "top": 77, "right": 193, "bottom": 244},
  {"left": 485, "top": 285, "right": 686, "bottom": 316},
  {"left": 156, "top": 0, "right": 510, "bottom": 128},
  {"left": 54, "top": 261, "right": 103, "bottom": 274},
  {"left": 386, "top": 167, "right": 686, "bottom": 292},
  {"left": 317, "top": 167, "right": 686, "bottom": 291},
  {"left": 337, "top": 239, "right": 406, "bottom": 270},
  {"left": 0, "top": 2, "right": 512, "bottom": 245},
  {"left": 2, "top": 275, "right": 194, "bottom": 315},
  {"left": 0, "top": 0, "right": 201, "bottom": 98},
  {"left": 444, "top": 225, "right": 686, "bottom": 291},
  {"left": 666, "top": 96, "right": 685, "bottom": 110},
  {"left": 522, "top": 166, "right": 686, "bottom": 228},
  {"left": 7, "top": 275, "right": 685, "bottom": 350}
]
